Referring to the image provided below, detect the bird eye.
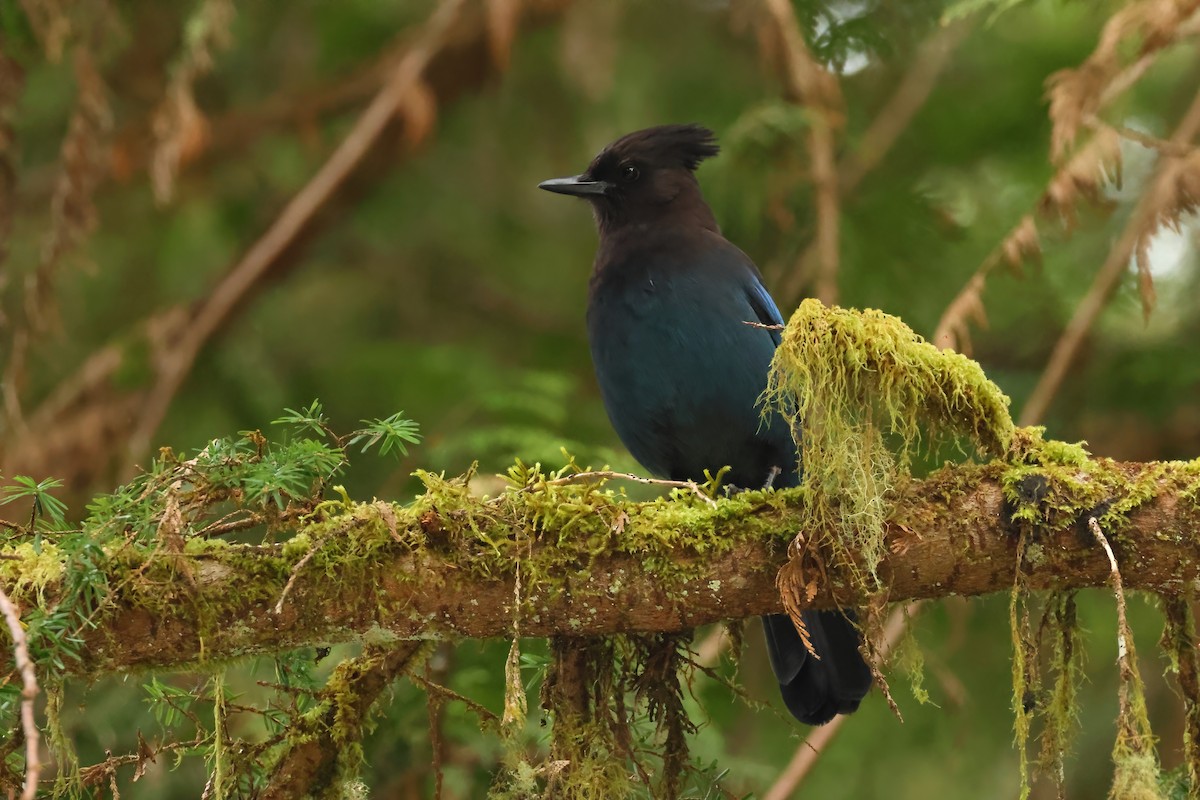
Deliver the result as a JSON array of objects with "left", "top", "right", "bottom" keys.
[{"left": 620, "top": 163, "right": 640, "bottom": 182}]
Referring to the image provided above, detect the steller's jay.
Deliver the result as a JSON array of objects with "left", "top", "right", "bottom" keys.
[{"left": 538, "top": 123, "right": 872, "bottom": 725}]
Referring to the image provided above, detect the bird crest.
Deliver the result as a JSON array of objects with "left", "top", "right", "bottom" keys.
[{"left": 600, "top": 124, "right": 719, "bottom": 172}]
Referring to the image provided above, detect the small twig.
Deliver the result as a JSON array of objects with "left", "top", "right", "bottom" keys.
[
  {"left": 408, "top": 672, "right": 500, "bottom": 726},
  {"left": 0, "top": 584, "right": 39, "bottom": 800},
  {"left": 1097, "top": 11, "right": 1200, "bottom": 110},
  {"left": 840, "top": 20, "right": 973, "bottom": 193},
  {"left": 753, "top": 0, "right": 844, "bottom": 306},
  {"left": 1085, "top": 115, "right": 1197, "bottom": 158},
  {"left": 809, "top": 118, "right": 840, "bottom": 306},
  {"left": 1088, "top": 513, "right": 1162, "bottom": 768},
  {"left": 273, "top": 536, "right": 327, "bottom": 615},
  {"left": 195, "top": 511, "right": 267, "bottom": 538},
  {"left": 743, "top": 320, "right": 785, "bottom": 331},
  {"left": 540, "top": 470, "right": 718, "bottom": 507},
  {"left": 79, "top": 735, "right": 205, "bottom": 788}
]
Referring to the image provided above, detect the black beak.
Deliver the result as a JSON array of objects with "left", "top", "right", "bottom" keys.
[{"left": 538, "top": 175, "right": 611, "bottom": 197}]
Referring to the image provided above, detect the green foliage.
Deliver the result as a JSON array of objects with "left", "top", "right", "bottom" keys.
[
  {"left": 0, "top": 476, "right": 68, "bottom": 528},
  {"left": 346, "top": 411, "right": 422, "bottom": 458},
  {"left": 0, "top": 406, "right": 421, "bottom": 798}
]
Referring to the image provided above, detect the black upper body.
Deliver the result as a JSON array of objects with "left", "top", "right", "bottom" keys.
[{"left": 539, "top": 124, "right": 871, "bottom": 725}]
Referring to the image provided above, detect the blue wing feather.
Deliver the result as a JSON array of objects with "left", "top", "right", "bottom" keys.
[{"left": 744, "top": 274, "right": 785, "bottom": 346}]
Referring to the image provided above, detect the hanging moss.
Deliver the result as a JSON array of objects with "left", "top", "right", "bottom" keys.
[
  {"left": 1009, "top": 555, "right": 1037, "bottom": 800},
  {"left": 763, "top": 299, "right": 1014, "bottom": 586},
  {"left": 1161, "top": 595, "right": 1200, "bottom": 800},
  {"left": 1037, "top": 592, "right": 1083, "bottom": 794}
]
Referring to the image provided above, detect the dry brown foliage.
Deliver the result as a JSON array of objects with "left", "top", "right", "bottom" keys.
[
  {"left": 150, "top": 0, "right": 234, "bottom": 204},
  {"left": 1047, "top": 0, "right": 1200, "bottom": 160},
  {"left": 933, "top": 131, "right": 1119, "bottom": 353},
  {"left": 33, "top": 46, "right": 111, "bottom": 331},
  {"left": 0, "top": 54, "right": 22, "bottom": 284}
]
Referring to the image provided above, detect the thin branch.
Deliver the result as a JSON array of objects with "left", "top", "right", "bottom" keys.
[
  {"left": 408, "top": 671, "right": 500, "bottom": 726},
  {"left": 932, "top": 125, "right": 1120, "bottom": 352},
  {"left": 0, "top": 584, "right": 39, "bottom": 800},
  {"left": 122, "top": 0, "right": 471, "bottom": 470},
  {"left": 261, "top": 641, "right": 425, "bottom": 799},
  {"left": 810, "top": 119, "right": 840, "bottom": 306},
  {"left": 840, "top": 19, "right": 973, "bottom": 194},
  {"left": 1047, "top": 2, "right": 1200, "bottom": 159},
  {"left": 1089, "top": 514, "right": 1157, "bottom": 768},
  {"left": 772, "top": 20, "right": 970, "bottom": 306},
  {"left": 1087, "top": 115, "right": 1198, "bottom": 158},
  {"left": 1089, "top": 518, "right": 1128, "bottom": 663},
  {"left": 1019, "top": 89, "right": 1200, "bottom": 425}
]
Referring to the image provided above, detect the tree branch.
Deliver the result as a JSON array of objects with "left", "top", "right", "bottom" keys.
[
  {"left": 1019, "top": 88, "right": 1200, "bottom": 425},
  {"left": 7, "top": 457, "right": 1196, "bottom": 678}
]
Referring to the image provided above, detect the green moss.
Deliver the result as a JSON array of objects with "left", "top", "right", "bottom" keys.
[
  {"left": 0, "top": 541, "right": 65, "bottom": 599},
  {"left": 282, "top": 532, "right": 313, "bottom": 559},
  {"left": 1160, "top": 595, "right": 1200, "bottom": 796},
  {"left": 764, "top": 300, "right": 1014, "bottom": 587},
  {"left": 184, "top": 537, "right": 231, "bottom": 555},
  {"left": 1010, "top": 567, "right": 1035, "bottom": 800},
  {"left": 893, "top": 621, "right": 931, "bottom": 706},
  {"left": 1038, "top": 593, "right": 1083, "bottom": 793},
  {"left": 1112, "top": 751, "right": 1167, "bottom": 800},
  {"left": 1000, "top": 428, "right": 1186, "bottom": 543}
]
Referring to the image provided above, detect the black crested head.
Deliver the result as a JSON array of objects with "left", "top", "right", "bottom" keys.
[
  {"left": 538, "top": 124, "right": 721, "bottom": 233},
  {"left": 601, "top": 123, "right": 720, "bottom": 171}
]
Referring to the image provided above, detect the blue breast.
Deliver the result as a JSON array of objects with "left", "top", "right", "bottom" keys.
[{"left": 586, "top": 230, "right": 799, "bottom": 488}]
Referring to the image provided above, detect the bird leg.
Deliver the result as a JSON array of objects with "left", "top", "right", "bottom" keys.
[
  {"left": 722, "top": 466, "right": 783, "bottom": 497},
  {"left": 762, "top": 465, "right": 782, "bottom": 490}
]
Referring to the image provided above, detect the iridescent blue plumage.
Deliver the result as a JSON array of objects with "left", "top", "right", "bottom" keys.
[{"left": 540, "top": 124, "right": 871, "bottom": 725}]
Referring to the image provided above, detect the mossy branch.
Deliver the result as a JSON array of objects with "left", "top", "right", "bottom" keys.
[{"left": 0, "top": 452, "right": 1197, "bottom": 677}]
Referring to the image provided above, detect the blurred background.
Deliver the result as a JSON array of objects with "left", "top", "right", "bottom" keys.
[{"left": 1, "top": 0, "right": 1199, "bottom": 797}]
